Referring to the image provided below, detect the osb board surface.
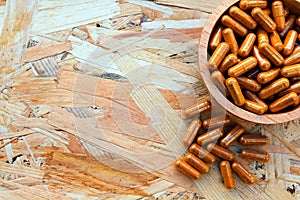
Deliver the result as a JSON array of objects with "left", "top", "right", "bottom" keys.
[{"left": 0, "top": 0, "right": 299, "bottom": 199}]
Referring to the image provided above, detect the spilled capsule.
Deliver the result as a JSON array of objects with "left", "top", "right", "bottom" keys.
[
  {"left": 174, "top": 159, "right": 201, "bottom": 180},
  {"left": 241, "top": 149, "right": 270, "bottom": 162},
  {"left": 182, "top": 119, "right": 202, "bottom": 146},
  {"left": 220, "top": 161, "right": 235, "bottom": 189},
  {"left": 232, "top": 162, "right": 256, "bottom": 184},
  {"left": 239, "top": 134, "right": 269, "bottom": 146},
  {"left": 190, "top": 143, "right": 216, "bottom": 164}
]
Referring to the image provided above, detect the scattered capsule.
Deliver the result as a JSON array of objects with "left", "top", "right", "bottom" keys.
[
  {"left": 257, "top": 68, "right": 281, "bottom": 84},
  {"left": 219, "top": 54, "right": 240, "bottom": 73},
  {"left": 222, "top": 28, "right": 239, "bottom": 55},
  {"left": 270, "top": 31, "right": 283, "bottom": 52},
  {"left": 203, "top": 115, "right": 231, "bottom": 129},
  {"left": 253, "top": 46, "right": 271, "bottom": 71},
  {"left": 209, "top": 26, "right": 223, "bottom": 51},
  {"left": 239, "top": 33, "right": 256, "bottom": 57},
  {"left": 182, "top": 119, "right": 202, "bottom": 146},
  {"left": 243, "top": 100, "right": 266, "bottom": 114},
  {"left": 239, "top": 0, "right": 268, "bottom": 10},
  {"left": 208, "top": 42, "right": 230, "bottom": 70},
  {"left": 244, "top": 90, "right": 268, "bottom": 112},
  {"left": 174, "top": 159, "right": 201, "bottom": 180},
  {"left": 246, "top": 68, "right": 261, "bottom": 79},
  {"left": 184, "top": 153, "right": 210, "bottom": 174},
  {"left": 237, "top": 76, "right": 261, "bottom": 92},
  {"left": 220, "top": 161, "right": 235, "bottom": 189},
  {"left": 283, "top": 30, "right": 298, "bottom": 56},
  {"left": 257, "top": 28, "right": 269, "bottom": 46},
  {"left": 190, "top": 143, "right": 216, "bottom": 164},
  {"left": 184, "top": 99, "right": 211, "bottom": 118},
  {"left": 278, "top": 81, "right": 300, "bottom": 97},
  {"left": 229, "top": 6, "right": 257, "bottom": 29},
  {"left": 211, "top": 71, "right": 229, "bottom": 96},
  {"left": 220, "top": 124, "right": 245, "bottom": 147},
  {"left": 221, "top": 15, "right": 248, "bottom": 37},
  {"left": 239, "top": 134, "right": 269, "bottom": 146},
  {"left": 272, "top": 1, "right": 286, "bottom": 32},
  {"left": 232, "top": 162, "right": 256, "bottom": 184},
  {"left": 228, "top": 57, "right": 258, "bottom": 77},
  {"left": 258, "top": 42, "right": 284, "bottom": 66},
  {"left": 279, "top": 15, "right": 296, "bottom": 38},
  {"left": 281, "top": 64, "right": 300, "bottom": 77},
  {"left": 226, "top": 77, "right": 246, "bottom": 106},
  {"left": 207, "top": 143, "right": 235, "bottom": 161},
  {"left": 284, "top": 51, "right": 300, "bottom": 66},
  {"left": 259, "top": 78, "right": 290, "bottom": 99},
  {"left": 241, "top": 149, "right": 270, "bottom": 162},
  {"left": 297, "top": 16, "right": 300, "bottom": 27},
  {"left": 269, "top": 92, "right": 300, "bottom": 112},
  {"left": 252, "top": 7, "right": 276, "bottom": 33},
  {"left": 197, "top": 128, "right": 224, "bottom": 145}
]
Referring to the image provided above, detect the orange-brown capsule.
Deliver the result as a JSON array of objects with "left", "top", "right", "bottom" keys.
[
  {"left": 281, "top": 64, "right": 300, "bottom": 77},
  {"left": 270, "top": 31, "right": 283, "bottom": 52},
  {"left": 297, "top": 16, "right": 300, "bottom": 27},
  {"left": 221, "top": 15, "right": 248, "bottom": 37},
  {"left": 246, "top": 68, "right": 260, "bottom": 79},
  {"left": 253, "top": 46, "right": 271, "bottom": 71},
  {"left": 244, "top": 90, "right": 268, "bottom": 112},
  {"left": 282, "top": 30, "right": 298, "bottom": 56},
  {"left": 241, "top": 149, "right": 270, "bottom": 162},
  {"left": 232, "top": 162, "right": 256, "bottom": 184},
  {"left": 209, "top": 26, "right": 223, "bottom": 51},
  {"left": 184, "top": 153, "right": 210, "bottom": 174},
  {"left": 219, "top": 54, "right": 239, "bottom": 73},
  {"left": 278, "top": 81, "right": 300, "bottom": 97},
  {"left": 220, "top": 161, "right": 235, "bottom": 189},
  {"left": 182, "top": 119, "right": 202, "bottom": 146},
  {"left": 174, "top": 159, "right": 201, "bottom": 180},
  {"left": 259, "top": 78, "right": 290, "bottom": 99},
  {"left": 189, "top": 143, "right": 216, "bottom": 164},
  {"left": 269, "top": 92, "right": 300, "bottom": 112},
  {"left": 243, "top": 100, "right": 266, "bottom": 114},
  {"left": 228, "top": 57, "right": 257, "bottom": 77},
  {"left": 252, "top": 7, "right": 276, "bottom": 33},
  {"left": 229, "top": 6, "right": 257, "bottom": 29},
  {"left": 262, "top": 8, "right": 271, "bottom": 16},
  {"left": 239, "top": 0, "right": 268, "bottom": 10},
  {"left": 279, "top": 15, "right": 296, "bottom": 38},
  {"left": 184, "top": 99, "right": 211, "bottom": 118},
  {"left": 257, "top": 28, "right": 269, "bottom": 46},
  {"left": 257, "top": 68, "right": 280, "bottom": 84},
  {"left": 258, "top": 42, "right": 284, "bottom": 66},
  {"left": 197, "top": 128, "right": 224, "bottom": 145},
  {"left": 207, "top": 143, "right": 234, "bottom": 161},
  {"left": 284, "top": 51, "right": 300, "bottom": 66},
  {"left": 220, "top": 124, "right": 245, "bottom": 147},
  {"left": 211, "top": 71, "right": 229, "bottom": 96},
  {"left": 239, "top": 33, "right": 256, "bottom": 57},
  {"left": 239, "top": 135, "right": 269, "bottom": 146},
  {"left": 226, "top": 77, "right": 246, "bottom": 106},
  {"left": 222, "top": 28, "right": 239, "bottom": 55},
  {"left": 202, "top": 115, "right": 231, "bottom": 129},
  {"left": 237, "top": 76, "right": 261, "bottom": 92},
  {"left": 208, "top": 42, "right": 230, "bottom": 70},
  {"left": 272, "top": 1, "right": 286, "bottom": 32}
]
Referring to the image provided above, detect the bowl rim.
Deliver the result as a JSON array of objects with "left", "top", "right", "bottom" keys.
[{"left": 198, "top": 0, "right": 300, "bottom": 124}]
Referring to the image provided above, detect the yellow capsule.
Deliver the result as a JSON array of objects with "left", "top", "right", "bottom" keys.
[
  {"left": 244, "top": 90, "right": 268, "bottom": 112},
  {"left": 281, "top": 64, "right": 300, "bottom": 77},
  {"left": 253, "top": 46, "right": 271, "bottom": 71},
  {"left": 272, "top": 1, "right": 286, "bottom": 32},
  {"left": 220, "top": 124, "right": 245, "bottom": 147},
  {"left": 257, "top": 28, "right": 269, "bottom": 46},
  {"left": 184, "top": 153, "right": 210, "bottom": 174},
  {"left": 211, "top": 71, "right": 229, "bottom": 96},
  {"left": 270, "top": 92, "right": 300, "bottom": 112},
  {"left": 297, "top": 16, "right": 300, "bottom": 27},
  {"left": 239, "top": 33, "right": 256, "bottom": 57},
  {"left": 239, "top": 0, "right": 268, "bottom": 10},
  {"left": 282, "top": 30, "right": 298, "bottom": 57},
  {"left": 189, "top": 143, "right": 216, "bottom": 164},
  {"left": 257, "top": 68, "right": 280, "bottom": 84},
  {"left": 226, "top": 77, "right": 246, "bottom": 106},
  {"left": 270, "top": 31, "right": 283, "bottom": 52},
  {"left": 237, "top": 76, "right": 261, "bottom": 92},
  {"left": 232, "top": 162, "right": 256, "bottom": 184},
  {"left": 220, "top": 161, "right": 235, "bottom": 189},
  {"left": 246, "top": 68, "right": 260, "bottom": 79},
  {"left": 219, "top": 54, "right": 239, "bottom": 74},
  {"left": 229, "top": 6, "right": 257, "bottom": 29},
  {"left": 207, "top": 143, "right": 234, "bottom": 161},
  {"left": 259, "top": 77, "right": 290, "bottom": 99},
  {"left": 241, "top": 149, "right": 270, "bottom": 162},
  {"left": 284, "top": 51, "right": 300, "bottom": 66},
  {"left": 209, "top": 26, "right": 223, "bottom": 51},
  {"left": 239, "top": 135, "right": 269, "bottom": 146},
  {"left": 221, "top": 15, "right": 248, "bottom": 37},
  {"left": 197, "top": 128, "right": 223, "bottom": 145},
  {"left": 262, "top": 8, "right": 271, "bottom": 16},
  {"left": 208, "top": 42, "right": 230, "bottom": 70},
  {"left": 184, "top": 99, "right": 211, "bottom": 119},
  {"left": 243, "top": 100, "right": 266, "bottom": 114},
  {"left": 258, "top": 42, "right": 284, "bottom": 66},
  {"left": 228, "top": 57, "right": 257, "bottom": 77},
  {"left": 182, "top": 119, "right": 202, "bottom": 146},
  {"left": 278, "top": 81, "right": 300, "bottom": 97},
  {"left": 174, "top": 159, "right": 201, "bottom": 180},
  {"left": 202, "top": 115, "right": 231, "bottom": 129},
  {"left": 222, "top": 28, "right": 239, "bottom": 55},
  {"left": 252, "top": 7, "right": 276, "bottom": 33},
  {"left": 279, "top": 15, "right": 296, "bottom": 38}
]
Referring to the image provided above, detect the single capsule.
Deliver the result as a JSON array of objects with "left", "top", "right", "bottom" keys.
[
  {"left": 232, "top": 162, "right": 256, "bottom": 184},
  {"left": 269, "top": 92, "right": 300, "bottom": 112},
  {"left": 283, "top": 30, "right": 298, "bottom": 57},
  {"left": 259, "top": 78, "right": 290, "bottom": 99},
  {"left": 278, "top": 81, "right": 300, "bottom": 97},
  {"left": 189, "top": 143, "right": 216, "bottom": 164},
  {"left": 257, "top": 68, "right": 280, "bottom": 84},
  {"left": 184, "top": 153, "right": 210, "bottom": 174},
  {"left": 258, "top": 42, "right": 284, "bottom": 66},
  {"left": 253, "top": 46, "right": 271, "bottom": 71},
  {"left": 284, "top": 51, "right": 300, "bottom": 66},
  {"left": 239, "top": 0, "right": 268, "bottom": 10},
  {"left": 219, "top": 54, "right": 240, "bottom": 73},
  {"left": 272, "top": 1, "right": 286, "bottom": 32},
  {"left": 279, "top": 15, "right": 296, "bottom": 38},
  {"left": 184, "top": 99, "right": 211, "bottom": 119},
  {"left": 262, "top": 8, "right": 271, "bottom": 16},
  {"left": 221, "top": 15, "right": 248, "bottom": 37},
  {"left": 237, "top": 76, "right": 261, "bottom": 92},
  {"left": 182, "top": 119, "right": 202, "bottom": 146},
  {"left": 252, "top": 7, "right": 276, "bottom": 33},
  {"left": 220, "top": 124, "right": 245, "bottom": 147},
  {"left": 197, "top": 128, "right": 224, "bottom": 145},
  {"left": 239, "top": 33, "right": 256, "bottom": 57},
  {"left": 257, "top": 28, "right": 269, "bottom": 46},
  {"left": 229, "top": 6, "right": 257, "bottom": 29},
  {"left": 211, "top": 71, "right": 229, "bottom": 96},
  {"left": 202, "top": 115, "right": 231, "bottom": 129},
  {"left": 246, "top": 68, "right": 260, "bottom": 79},
  {"left": 297, "top": 16, "right": 300, "bottom": 27},
  {"left": 239, "top": 135, "right": 269, "bottom": 146},
  {"left": 241, "top": 149, "right": 270, "bottom": 162},
  {"left": 281, "top": 64, "right": 300, "bottom": 77},
  {"left": 270, "top": 31, "right": 283, "bottom": 52},
  {"left": 243, "top": 100, "right": 266, "bottom": 114},
  {"left": 222, "top": 28, "right": 239, "bottom": 55},
  {"left": 244, "top": 90, "right": 268, "bottom": 112},
  {"left": 208, "top": 42, "right": 230, "bottom": 70},
  {"left": 209, "top": 26, "right": 223, "bottom": 51},
  {"left": 226, "top": 77, "right": 246, "bottom": 106},
  {"left": 228, "top": 57, "right": 257, "bottom": 77},
  {"left": 220, "top": 161, "right": 235, "bottom": 189},
  {"left": 207, "top": 143, "right": 235, "bottom": 161},
  {"left": 174, "top": 159, "right": 201, "bottom": 180}
]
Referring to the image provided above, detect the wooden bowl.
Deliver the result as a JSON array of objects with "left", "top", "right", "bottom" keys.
[{"left": 199, "top": 0, "right": 300, "bottom": 124}]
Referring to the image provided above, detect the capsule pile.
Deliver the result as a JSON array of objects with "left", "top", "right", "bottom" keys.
[
  {"left": 208, "top": 0, "right": 300, "bottom": 114},
  {"left": 175, "top": 99, "right": 270, "bottom": 189}
]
